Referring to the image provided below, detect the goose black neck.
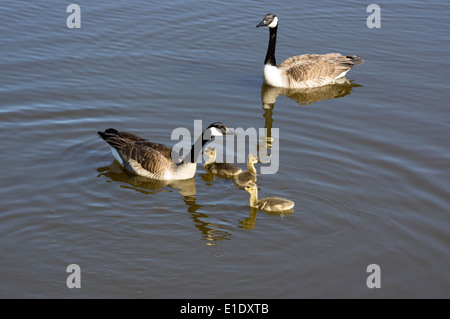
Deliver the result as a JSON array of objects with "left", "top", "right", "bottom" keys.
[
  {"left": 184, "top": 131, "right": 215, "bottom": 164},
  {"left": 264, "top": 26, "right": 277, "bottom": 66}
]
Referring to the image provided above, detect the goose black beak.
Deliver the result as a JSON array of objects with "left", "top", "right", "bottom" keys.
[
  {"left": 256, "top": 20, "right": 267, "bottom": 28},
  {"left": 225, "top": 128, "right": 237, "bottom": 136}
]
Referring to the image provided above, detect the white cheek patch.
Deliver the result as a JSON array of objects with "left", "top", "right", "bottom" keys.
[
  {"left": 268, "top": 16, "right": 278, "bottom": 28},
  {"left": 209, "top": 127, "right": 224, "bottom": 137}
]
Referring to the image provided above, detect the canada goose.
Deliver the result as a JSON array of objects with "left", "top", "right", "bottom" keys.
[
  {"left": 244, "top": 182, "right": 294, "bottom": 212},
  {"left": 234, "top": 154, "right": 258, "bottom": 188},
  {"left": 204, "top": 147, "right": 242, "bottom": 177},
  {"left": 98, "top": 122, "right": 229, "bottom": 180},
  {"left": 257, "top": 13, "right": 364, "bottom": 88}
]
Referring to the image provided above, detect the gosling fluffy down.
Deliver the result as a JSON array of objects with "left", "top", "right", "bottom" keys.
[
  {"left": 204, "top": 147, "right": 242, "bottom": 177},
  {"left": 233, "top": 154, "right": 258, "bottom": 188},
  {"left": 244, "top": 182, "right": 294, "bottom": 212}
]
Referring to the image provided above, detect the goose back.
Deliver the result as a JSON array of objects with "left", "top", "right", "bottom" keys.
[{"left": 274, "top": 53, "right": 363, "bottom": 88}]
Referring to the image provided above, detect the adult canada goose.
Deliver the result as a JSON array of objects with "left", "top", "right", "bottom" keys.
[
  {"left": 257, "top": 13, "right": 364, "bottom": 88},
  {"left": 234, "top": 154, "right": 258, "bottom": 188},
  {"left": 244, "top": 182, "right": 294, "bottom": 212},
  {"left": 98, "top": 122, "right": 229, "bottom": 181},
  {"left": 204, "top": 147, "right": 242, "bottom": 177}
]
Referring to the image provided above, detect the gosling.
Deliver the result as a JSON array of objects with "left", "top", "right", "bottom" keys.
[
  {"left": 244, "top": 182, "right": 294, "bottom": 212},
  {"left": 204, "top": 147, "right": 242, "bottom": 178},
  {"left": 234, "top": 154, "right": 258, "bottom": 188}
]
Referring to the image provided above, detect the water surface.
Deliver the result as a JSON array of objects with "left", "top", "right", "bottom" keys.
[{"left": 0, "top": 0, "right": 449, "bottom": 298}]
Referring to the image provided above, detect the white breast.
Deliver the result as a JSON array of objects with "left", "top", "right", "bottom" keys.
[{"left": 263, "top": 65, "right": 286, "bottom": 88}]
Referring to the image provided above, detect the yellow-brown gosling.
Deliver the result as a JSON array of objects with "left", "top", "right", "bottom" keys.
[
  {"left": 234, "top": 154, "right": 258, "bottom": 188},
  {"left": 244, "top": 182, "right": 294, "bottom": 212},
  {"left": 204, "top": 147, "right": 242, "bottom": 177}
]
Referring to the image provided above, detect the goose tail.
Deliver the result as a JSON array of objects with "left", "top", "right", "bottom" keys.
[
  {"left": 98, "top": 128, "right": 119, "bottom": 140},
  {"left": 345, "top": 55, "right": 364, "bottom": 66}
]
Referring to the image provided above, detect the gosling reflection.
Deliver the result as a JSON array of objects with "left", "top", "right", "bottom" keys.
[
  {"left": 239, "top": 207, "right": 258, "bottom": 230},
  {"left": 238, "top": 206, "right": 292, "bottom": 230},
  {"left": 261, "top": 80, "right": 362, "bottom": 109}
]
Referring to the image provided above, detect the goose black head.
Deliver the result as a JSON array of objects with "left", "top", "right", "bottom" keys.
[
  {"left": 257, "top": 13, "right": 278, "bottom": 28},
  {"left": 206, "top": 122, "right": 231, "bottom": 137}
]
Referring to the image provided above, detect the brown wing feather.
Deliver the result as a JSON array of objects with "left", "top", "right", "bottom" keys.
[
  {"left": 135, "top": 140, "right": 172, "bottom": 158},
  {"left": 114, "top": 131, "right": 173, "bottom": 158},
  {"left": 115, "top": 131, "right": 145, "bottom": 142},
  {"left": 279, "top": 53, "right": 363, "bottom": 87},
  {"left": 98, "top": 129, "right": 174, "bottom": 177},
  {"left": 121, "top": 143, "right": 174, "bottom": 176}
]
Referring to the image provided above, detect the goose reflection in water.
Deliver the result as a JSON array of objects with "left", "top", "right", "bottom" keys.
[
  {"left": 259, "top": 80, "right": 362, "bottom": 153},
  {"left": 261, "top": 79, "right": 362, "bottom": 109},
  {"left": 97, "top": 160, "right": 196, "bottom": 197},
  {"left": 252, "top": 80, "right": 362, "bottom": 228},
  {"left": 97, "top": 160, "right": 291, "bottom": 244},
  {"left": 97, "top": 161, "right": 247, "bottom": 246}
]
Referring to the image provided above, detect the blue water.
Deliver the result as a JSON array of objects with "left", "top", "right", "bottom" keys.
[{"left": 0, "top": 0, "right": 449, "bottom": 298}]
